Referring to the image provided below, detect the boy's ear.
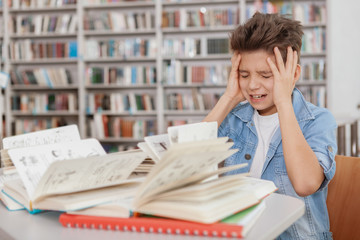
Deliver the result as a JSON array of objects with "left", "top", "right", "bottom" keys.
[{"left": 294, "top": 64, "right": 301, "bottom": 84}]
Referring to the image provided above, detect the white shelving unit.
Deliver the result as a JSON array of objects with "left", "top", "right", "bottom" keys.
[{"left": 1, "top": 0, "right": 328, "bottom": 150}]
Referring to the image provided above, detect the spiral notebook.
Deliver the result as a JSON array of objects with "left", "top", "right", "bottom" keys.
[{"left": 59, "top": 201, "right": 266, "bottom": 238}]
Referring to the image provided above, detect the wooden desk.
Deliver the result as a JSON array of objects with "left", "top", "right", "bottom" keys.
[{"left": 0, "top": 193, "right": 304, "bottom": 240}]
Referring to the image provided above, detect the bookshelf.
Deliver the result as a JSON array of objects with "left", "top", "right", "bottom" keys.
[
  {"left": 1, "top": 0, "right": 328, "bottom": 151},
  {"left": 3, "top": 0, "right": 79, "bottom": 140}
]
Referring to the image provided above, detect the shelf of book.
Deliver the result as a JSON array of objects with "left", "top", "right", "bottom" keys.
[
  {"left": 10, "top": 33, "right": 78, "bottom": 39},
  {"left": 8, "top": 6, "right": 77, "bottom": 13},
  {"left": 81, "top": 0, "right": 157, "bottom": 149},
  {"left": 87, "top": 112, "right": 157, "bottom": 116},
  {"left": 83, "top": 1, "right": 155, "bottom": 9},
  {"left": 11, "top": 111, "right": 79, "bottom": 116},
  {"left": 0, "top": 0, "right": 329, "bottom": 150}
]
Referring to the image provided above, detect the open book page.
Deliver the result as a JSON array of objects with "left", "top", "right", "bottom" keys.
[
  {"left": 152, "top": 174, "right": 250, "bottom": 202},
  {"left": 134, "top": 138, "right": 237, "bottom": 206},
  {"left": 167, "top": 121, "right": 217, "bottom": 145},
  {"left": 238, "top": 177, "right": 278, "bottom": 199},
  {"left": 2, "top": 124, "right": 81, "bottom": 149},
  {"left": 137, "top": 142, "right": 160, "bottom": 162},
  {"left": 35, "top": 182, "right": 140, "bottom": 212},
  {"left": 144, "top": 137, "right": 231, "bottom": 182},
  {"left": 33, "top": 151, "right": 147, "bottom": 202},
  {"left": 143, "top": 133, "right": 170, "bottom": 160},
  {"left": 138, "top": 164, "right": 248, "bottom": 205},
  {"left": 8, "top": 139, "right": 106, "bottom": 200}
]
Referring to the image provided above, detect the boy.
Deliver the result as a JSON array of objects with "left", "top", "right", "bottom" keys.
[{"left": 204, "top": 12, "right": 337, "bottom": 239}]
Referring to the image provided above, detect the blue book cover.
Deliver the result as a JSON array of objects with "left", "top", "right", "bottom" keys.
[
  {"left": 131, "top": 66, "right": 137, "bottom": 84},
  {"left": 41, "top": 69, "right": 53, "bottom": 88},
  {"left": 68, "top": 41, "right": 78, "bottom": 58}
]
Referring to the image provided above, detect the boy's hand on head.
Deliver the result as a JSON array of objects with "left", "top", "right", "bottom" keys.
[
  {"left": 224, "top": 52, "right": 245, "bottom": 103},
  {"left": 267, "top": 46, "right": 298, "bottom": 107}
]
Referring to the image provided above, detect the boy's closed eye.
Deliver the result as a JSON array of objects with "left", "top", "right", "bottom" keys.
[
  {"left": 262, "top": 75, "right": 273, "bottom": 79},
  {"left": 258, "top": 71, "right": 273, "bottom": 79}
]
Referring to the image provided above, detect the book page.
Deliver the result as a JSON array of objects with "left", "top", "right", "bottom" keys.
[
  {"left": 144, "top": 133, "right": 170, "bottom": 160},
  {"left": 144, "top": 137, "right": 231, "bottom": 181},
  {"left": 135, "top": 148, "right": 237, "bottom": 204},
  {"left": 2, "top": 179, "right": 30, "bottom": 209},
  {"left": 0, "top": 168, "right": 20, "bottom": 189},
  {"left": 238, "top": 177, "right": 278, "bottom": 199},
  {"left": 35, "top": 182, "right": 139, "bottom": 212},
  {"left": 139, "top": 163, "right": 248, "bottom": 203},
  {"left": 8, "top": 139, "right": 106, "bottom": 199},
  {"left": 33, "top": 150, "right": 147, "bottom": 201},
  {"left": 137, "top": 142, "right": 160, "bottom": 162},
  {"left": 2, "top": 125, "right": 81, "bottom": 149},
  {"left": 167, "top": 121, "right": 217, "bottom": 145},
  {"left": 150, "top": 174, "right": 249, "bottom": 202}
]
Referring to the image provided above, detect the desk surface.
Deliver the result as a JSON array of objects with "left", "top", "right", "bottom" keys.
[{"left": 0, "top": 193, "right": 304, "bottom": 240}]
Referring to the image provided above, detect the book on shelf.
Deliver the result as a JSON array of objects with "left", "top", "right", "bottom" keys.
[
  {"left": 59, "top": 201, "right": 266, "bottom": 238},
  {"left": 1, "top": 139, "right": 148, "bottom": 213},
  {"left": 30, "top": 68, "right": 73, "bottom": 87}
]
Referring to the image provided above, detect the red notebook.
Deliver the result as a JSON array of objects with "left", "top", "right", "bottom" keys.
[{"left": 59, "top": 202, "right": 265, "bottom": 238}]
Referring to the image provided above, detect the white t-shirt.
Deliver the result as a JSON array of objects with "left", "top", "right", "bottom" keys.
[{"left": 249, "top": 110, "right": 280, "bottom": 178}]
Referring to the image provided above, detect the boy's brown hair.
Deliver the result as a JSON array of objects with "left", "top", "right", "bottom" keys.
[{"left": 230, "top": 12, "right": 303, "bottom": 63}]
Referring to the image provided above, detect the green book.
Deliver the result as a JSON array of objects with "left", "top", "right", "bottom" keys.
[{"left": 220, "top": 201, "right": 266, "bottom": 236}]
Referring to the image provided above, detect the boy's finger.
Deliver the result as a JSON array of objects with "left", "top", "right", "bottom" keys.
[
  {"left": 274, "top": 47, "right": 285, "bottom": 73},
  {"left": 292, "top": 51, "right": 298, "bottom": 75},
  {"left": 286, "top": 46, "right": 294, "bottom": 73},
  {"left": 267, "top": 57, "right": 280, "bottom": 79},
  {"left": 231, "top": 53, "right": 241, "bottom": 70}
]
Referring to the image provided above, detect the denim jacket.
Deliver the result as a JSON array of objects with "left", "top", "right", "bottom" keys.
[{"left": 218, "top": 88, "right": 337, "bottom": 240}]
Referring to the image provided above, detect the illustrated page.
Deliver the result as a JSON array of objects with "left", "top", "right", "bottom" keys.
[
  {"left": 34, "top": 150, "right": 147, "bottom": 201},
  {"left": 3, "top": 125, "right": 81, "bottom": 149},
  {"left": 8, "top": 138, "right": 106, "bottom": 199}
]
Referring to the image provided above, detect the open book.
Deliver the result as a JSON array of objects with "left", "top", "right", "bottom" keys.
[
  {"left": 2, "top": 139, "right": 148, "bottom": 213},
  {"left": 0, "top": 124, "right": 85, "bottom": 209},
  {"left": 132, "top": 137, "right": 264, "bottom": 224}
]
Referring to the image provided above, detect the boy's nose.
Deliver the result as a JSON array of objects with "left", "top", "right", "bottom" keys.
[{"left": 248, "top": 77, "right": 261, "bottom": 90}]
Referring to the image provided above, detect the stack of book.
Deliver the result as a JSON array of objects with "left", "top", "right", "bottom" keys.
[{"left": 0, "top": 122, "right": 277, "bottom": 238}]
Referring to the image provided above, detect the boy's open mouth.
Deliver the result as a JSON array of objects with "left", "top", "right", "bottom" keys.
[{"left": 251, "top": 94, "right": 267, "bottom": 99}]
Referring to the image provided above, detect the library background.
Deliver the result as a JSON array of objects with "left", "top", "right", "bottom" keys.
[{"left": 0, "top": 0, "right": 358, "bottom": 155}]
